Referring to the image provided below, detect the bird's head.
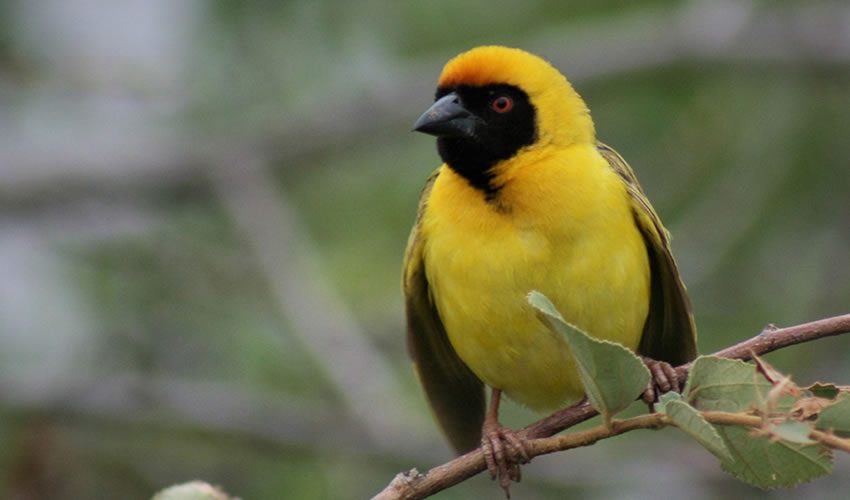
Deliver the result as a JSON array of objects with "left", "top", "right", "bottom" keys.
[{"left": 414, "top": 46, "right": 595, "bottom": 195}]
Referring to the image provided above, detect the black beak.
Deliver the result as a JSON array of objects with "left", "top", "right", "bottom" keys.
[{"left": 413, "top": 92, "right": 480, "bottom": 139}]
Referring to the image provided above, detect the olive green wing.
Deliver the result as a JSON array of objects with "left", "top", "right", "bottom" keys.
[
  {"left": 403, "top": 169, "right": 486, "bottom": 453},
  {"left": 597, "top": 142, "right": 698, "bottom": 365}
]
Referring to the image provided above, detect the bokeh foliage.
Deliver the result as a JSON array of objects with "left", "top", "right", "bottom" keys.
[{"left": 1, "top": 1, "right": 849, "bottom": 499}]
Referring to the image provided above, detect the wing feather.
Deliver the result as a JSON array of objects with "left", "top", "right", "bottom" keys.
[
  {"left": 403, "top": 169, "right": 485, "bottom": 453},
  {"left": 597, "top": 142, "right": 698, "bottom": 365}
]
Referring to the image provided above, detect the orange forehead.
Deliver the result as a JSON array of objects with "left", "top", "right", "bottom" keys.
[
  {"left": 437, "top": 46, "right": 561, "bottom": 93},
  {"left": 434, "top": 46, "right": 595, "bottom": 147}
]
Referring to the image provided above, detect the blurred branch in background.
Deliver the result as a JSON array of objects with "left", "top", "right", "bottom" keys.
[
  {"left": 672, "top": 82, "right": 801, "bottom": 287},
  {"left": 1, "top": 371, "right": 362, "bottom": 452},
  {"left": 209, "top": 153, "right": 418, "bottom": 450},
  {"left": 2, "top": 1, "right": 850, "bottom": 201},
  {"left": 0, "top": 199, "right": 159, "bottom": 380},
  {"left": 1, "top": 0, "right": 849, "bottom": 498}
]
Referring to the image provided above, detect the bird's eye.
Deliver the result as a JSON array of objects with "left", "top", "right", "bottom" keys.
[{"left": 490, "top": 95, "right": 513, "bottom": 113}]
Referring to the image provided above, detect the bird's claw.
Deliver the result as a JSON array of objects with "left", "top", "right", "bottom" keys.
[
  {"left": 640, "top": 356, "right": 680, "bottom": 407},
  {"left": 481, "top": 422, "right": 530, "bottom": 497}
]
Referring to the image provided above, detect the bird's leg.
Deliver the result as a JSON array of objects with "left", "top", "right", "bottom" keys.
[
  {"left": 481, "top": 388, "right": 530, "bottom": 496},
  {"left": 640, "top": 356, "right": 680, "bottom": 407}
]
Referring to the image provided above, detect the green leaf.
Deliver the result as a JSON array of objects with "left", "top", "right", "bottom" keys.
[
  {"left": 767, "top": 420, "right": 816, "bottom": 445},
  {"left": 805, "top": 382, "right": 841, "bottom": 399},
  {"left": 528, "top": 291, "right": 650, "bottom": 426},
  {"left": 716, "top": 426, "right": 831, "bottom": 489},
  {"left": 685, "top": 356, "right": 832, "bottom": 488},
  {"left": 664, "top": 399, "right": 732, "bottom": 461},
  {"left": 816, "top": 393, "right": 850, "bottom": 434},
  {"left": 655, "top": 391, "right": 682, "bottom": 413},
  {"left": 684, "top": 356, "right": 791, "bottom": 413}
]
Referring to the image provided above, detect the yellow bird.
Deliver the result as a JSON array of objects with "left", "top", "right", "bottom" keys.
[{"left": 403, "top": 46, "right": 696, "bottom": 486}]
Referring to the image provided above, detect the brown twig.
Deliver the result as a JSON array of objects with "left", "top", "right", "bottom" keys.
[
  {"left": 702, "top": 411, "right": 850, "bottom": 454},
  {"left": 373, "top": 313, "right": 850, "bottom": 499},
  {"left": 713, "top": 316, "right": 850, "bottom": 361},
  {"left": 811, "top": 430, "right": 850, "bottom": 454}
]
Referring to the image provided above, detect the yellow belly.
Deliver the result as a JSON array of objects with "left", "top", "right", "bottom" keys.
[{"left": 422, "top": 147, "right": 650, "bottom": 410}]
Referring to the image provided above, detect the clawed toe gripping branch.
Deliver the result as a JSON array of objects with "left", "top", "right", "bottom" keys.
[{"left": 374, "top": 305, "right": 850, "bottom": 500}]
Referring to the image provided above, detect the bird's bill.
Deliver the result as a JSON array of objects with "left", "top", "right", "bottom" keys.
[{"left": 413, "top": 92, "right": 480, "bottom": 139}]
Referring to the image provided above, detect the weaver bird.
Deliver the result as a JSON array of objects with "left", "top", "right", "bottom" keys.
[{"left": 403, "top": 46, "right": 697, "bottom": 491}]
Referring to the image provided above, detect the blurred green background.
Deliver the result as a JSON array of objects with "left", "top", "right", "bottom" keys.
[{"left": 1, "top": 1, "right": 849, "bottom": 499}]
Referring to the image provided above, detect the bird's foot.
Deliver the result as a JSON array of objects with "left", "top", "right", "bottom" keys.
[
  {"left": 481, "top": 420, "right": 530, "bottom": 498},
  {"left": 640, "top": 356, "right": 680, "bottom": 407}
]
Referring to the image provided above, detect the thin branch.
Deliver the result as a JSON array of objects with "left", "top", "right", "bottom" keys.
[
  {"left": 373, "top": 312, "right": 850, "bottom": 499},
  {"left": 525, "top": 414, "right": 666, "bottom": 458},
  {"left": 373, "top": 414, "right": 671, "bottom": 500},
  {"left": 525, "top": 313, "right": 850, "bottom": 441},
  {"left": 811, "top": 430, "right": 850, "bottom": 454},
  {"left": 712, "top": 314, "right": 850, "bottom": 362},
  {"left": 699, "top": 411, "right": 762, "bottom": 427},
  {"left": 375, "top": 409, "right": 809, "bottom": 500},
  {"left": 531, "top": 409, "right": 850, "bottom": 459},
  {"left": 377, "top": 400, "right": 850, "bottom": 500},
  {"left": 703, "top": 411, "right": 850, "bottom": 454}
]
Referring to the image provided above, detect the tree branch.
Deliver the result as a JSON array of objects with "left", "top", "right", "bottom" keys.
[
  {"left": 712, "top": 315, "right": 850, "bottom": 362},
  {"left": 811, "top": 429, "right": 850, "bottom": 454},
  {"left": 373, "top": 312, "right": 850, "bottom": 499}
]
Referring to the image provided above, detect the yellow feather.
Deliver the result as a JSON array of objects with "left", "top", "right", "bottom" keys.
[
  {"left": 405, "top": 46, "right": 696, "bottom": 449},
  {"left": 421, "top": 144, "right": 649, "bottom": 410}
]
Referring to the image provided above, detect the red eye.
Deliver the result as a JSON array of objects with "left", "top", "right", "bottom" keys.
[{"left": 491, "top": 96, "right": 513, "bottom": 113}]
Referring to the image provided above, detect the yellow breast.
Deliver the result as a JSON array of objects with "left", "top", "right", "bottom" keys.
[{"left": 421, "top": 144, "right": 650, "bottom": 410}]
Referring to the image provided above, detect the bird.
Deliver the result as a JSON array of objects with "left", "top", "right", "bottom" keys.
[{"left": 403, "top": 46, "right": 697, "bottom": 492}]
